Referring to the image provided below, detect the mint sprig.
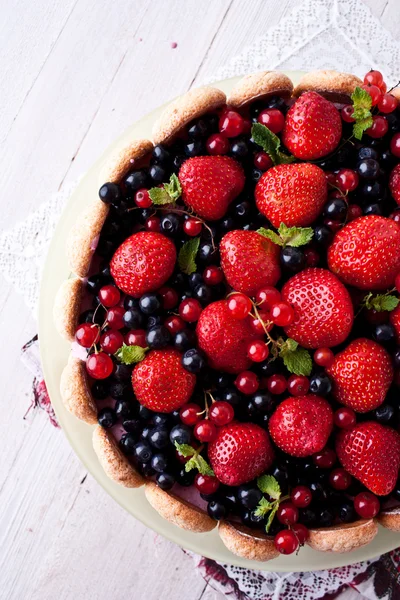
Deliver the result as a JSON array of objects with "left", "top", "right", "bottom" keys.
[
  {"left": 174, "top": 442, "right": 214, "bottom": 476},
  {"left": 278, "top": 338, "right": 312, "bottom": 376},
  {"left": 148, "top": 173, "right": 182, "bottom": 206},
  {"left": 255, "top": 475, "right": 282, "bottom": 533},
  {"left": 258, "top": 223, "right": 313, "bottom": 248},
  {"left": 115, "top": 343, "right": 148, "bottom": 365},
  {"left": 351, "top": 87, "right": 373, "bottom": 140},
  {"left": 363, "top": 292, "right": 399, "bottom": 312},
  {"left": 251, "top": 123, "right": 295, "bottom": 166},
  {"left": 178, "top": 237, "right": 200, "bottom": 275}
]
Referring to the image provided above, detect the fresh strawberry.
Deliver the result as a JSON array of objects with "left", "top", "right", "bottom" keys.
[
  {"left": 336, "top": 422, "right": 400, "bottom": 495},
  {"left": 282, "top": 91, "right": 342, "bottom": 160},
  {"left": 328, "top": 216, "right": 400, "bottom": 290},
  {"left": 132, "top": 349, "right": 196, "bottom": 412},
  {"left": 208, "top": 422, "right": 274, "bottom": 486},
  {"left": 390, "top": 304, "right": 400, "bottom": 343},
  {"left": 111, "top": 231, "right": 176, "bottom": 297},
  {"left": 389, "top": 164, "right": 400, "bottom": 205},
  {"left": 326, "top": 338, "right": 393, "bottom": 413},
  {"left": 269, "top": 395, "right": 333, "bottom": 457},
  {"left": 220, "top": 230, "right": 281, "bottom": 296},
  {"left": 255, "top": 163, "right": 327, "bottom": 227},
  {"left": 281, "top": 268, "right": 353, "bottom": 348},
  {"left": 179, "top": 156, "right": 245, "bottom": 220},
  {"left": 196, "top": 300, "right": 262, "bottom": 373}
]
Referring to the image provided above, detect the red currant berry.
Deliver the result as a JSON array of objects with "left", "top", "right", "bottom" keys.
[
  {"left": 194, "top": 473, "right": 220, "bottom": 495},
  {"left": 364, "top": 69, "right": 383, "bottom": 87},
  {"left": 378, "top": 93, "right": 398, "bottom": 113},
  {"left": 75, "top": 323, "right": 100, "bottom": 347},
  {"left": 254, "top": 151, "right": 273, "bottom": 171},
  {"left": 354, "top": 492, "right": 380, "bottom": 519},
  {"left": 391, "top": 133, "right": 400, "bottom": 158},
  {"left": 242, "top": 118, "right": 252, "bottom": 134},
  {"left": 313, "top": 347, "right": 334, "bottom": 368},
  {"left": 380, "top": 81, "right": 387, "bottom": 93},
  {"left": 206, "top": 133, "right": 230, "bottom": 155},
  {"left": 366, "top": 115, "right": 388, "bottom": 138},
  {"left": 219, "top": 110, "right": 244, "bottom": 138},
  {"left": 274, "top": 530, "right": 299, "bottom": 555},
  {"left": 277, "top": 501, "right": 299, "bottom": 525},
  {"left": 395, "top": 273, "right": 400, "bottom": 294},
  {"left": 291, "top": 523, "right": 309, "bottom": 545},
  {"left": 180, "top": 403, "right": 201, "bottom": 426},
  {"left": 98, "top": 284, "right": 120, "bottom": 308},
  {"left": 107, "top": 306, "right": 125, "bottom": 329},
  {"left": 313, "top": 448, "right": 336, "bottom": 469},
  {"left": 347, "top": 204, "right": 363, "bottom": 221},
  {"left": 100, "top": 330, "right": 124, "bottom": 354},
  {"left": 203, "top": 265, "right": 223, "bottom": 286},
  {"left": 258, "top": 109, "right": 285, "bottom": 133},
  {"left": 234, "top": 371, "right": 259, "bottom": 395},
  {"left": 336, "top": 169, "right": 359, "bottom": 192},
  {"left": 255, "top": 286, "right": 281, "bottom": 309},
  {"left": 179, "top": 298, "right": 203, "bottom": 322},
  {"left": 365, "top": 307, "right": 389, "bottom": 325},
  {"left": 86, "top": 352, "right": 114, "bottom": 379},
  {"left": 291, "top": 486, "right": 312, "bottom": 508},
  {"left": 304, "top": 248, "right": 320, "bottom": 267},
  {"left": 361, "top": 83, "right": 382, "bottom": 106},
  {"left": 267, "top": 374, "right": 287, "bottom": 395},
  {"left": 270, "top": 302, "right": 295, "bottom": 326},
  {"left": 209, "top": 401, "right": 234, "bottom": 426},
  {"left": 125, "top": 329, "right": 147, "bottom": 348},
  {"left": 134, "top": 188, "right": 151, "bottom": 208},
  {"left": 329, "top": 468, "right": 352, "bottom": 490},
  {"left": 287, "top": 375, "right": 309, "bottom": 396},
  {"left": 183, "top": 218, "right": 203, "bottom": 236},
  {"left": 194, "top": 419, "right": 217, "bottom": 442},
  {"left": 158, "top": 286, "right": 179, "bottom": 310},
  {"left": 341, "top": 105, "right": 355, "bottom": 123},
  {"left": 249, "top": 310, "right": 272, "bottom": 334},
  {"left": 227, "top": 293, "right": 252, "bottom": 320},
  {"left": 164, "top": 315, "right": 185, "bottom": 335},
  {"left": 334, "top": 407, "right": 356, "bottom": 429},
  {"left": 324, "top": 219, "right": 342, "bottom": 233},
  {"left": 246, "top": 340, "right": 269, "bottom": 363},
  {"left": 145, "top": 215, "right": 161, "bottom": 232}
]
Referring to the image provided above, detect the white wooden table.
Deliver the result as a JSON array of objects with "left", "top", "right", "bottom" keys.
[{"left": 1, "top": 1, "right": 400, "bottom": 598}]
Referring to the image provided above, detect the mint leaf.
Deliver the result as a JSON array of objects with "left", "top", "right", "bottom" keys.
[
  {"left": 257, "top": 475, "right": 281, "bottom": 500},
  {"left": 257, "top": 224, "right": 313, "bottom": 248},
  {"left": 351, "top": 87, "right": 373, "bottom": 140},
  {"left": 115, "top": 343, "right": 148, "bottom": 365},
  {"left": 254, "top": 497, "right": 274, "bottom": 517},
  {"left": 178, "top": 237, "right": 200, "bottom": 275},
  {"left": 285, "top": 338, "right": 298, "bottom": 352},
  {"left": 148, "top": 187, "right": 172, "bottom": 205},
  {"left": 164, "top": 173, "right": 182, "bottom": 201},
  {"left": 251, "top": 123, "right": 294, "bottom": 166},
  {"left": 185, "top": 454, "right": 214, "bottom": 476},
  {"left": 257, "top": 227, "right": 283, "bottom": 246},
  {"left": 174, "top": 442, "right": 196, "bottom": 458},
  {"left": 281, "top": 345, "right": 312, "bottom": 376},
  {"left": 364, "top": 293, "right": 400, "bottom": 312},
  {"left": 148, "top": 173, "right": 182, "bottom": 205},
  {"left": 265, "top": 502, "right": 279, "bottom": 534}
]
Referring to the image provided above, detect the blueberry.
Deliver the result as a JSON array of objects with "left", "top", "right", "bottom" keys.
[
  {"left": 224, "top": 490, "right": 239, "bottom": 514},
  {"left": 123, "top": 309, "right": 144, "bottom": 329},
  {"left": 137, "top": 208, "right": 153, "bottom": 224},
  {"left": 124, "top": 170, "right": 149, "bottom": 192},
  {"left": 149, "top": 164, "right": 167, "bottom": 184},
  {"left": 251, "top": 168, "right": 263, "bottom": 183},
  {"left": 122, "top": 419, "right": 141, "bottom": 435},
  {"left": 386, "top": 112, "right": 400, "bottom": 133},
  {"left": 146, "top": 326, "right": 171, "bottom": 349},
  {"left": 393, "top": 348, "right": 400, "bottom": 368},
  {"left": 266, "top": 96, "right": 288, "bottom": 112},
  {"left": 174, "top": 329, "right": 197, "bottom": 352},
  {"left": 182, "top": 348, "right": 206, "bottom": 373},
  {"left": 219, "top": 216, "right": 236, "bottom": 234},
  {"left": 358, "top": 147, "right": 379, "bottom": 161},
  {"left": 79, "top": 309, "right": 96, "bottom": 324},
  {"left": 241, "top": 509, "right": 265, "bottom": 529},
  {"left": 216, "top": 374, "right": 232, "bottom": 389},
  {"left": 337, "top": 499, "right": 356, "bottom": 523},
  {"left": 152, "top": 144, "right": 171, "bottom": 165},
  {"left": 309, "top": 373, "right": 332, "bottom": 395},
  {"left": 153, "top": 413, "right": 170, "bottom": 427},
  {"left": 188, "top": 119, "right": 209, "bottom": 139},
  {"left": 233, "top": 200, "right": 252, "bottom": 220},
  {"left": 230, "top": 139, "right": 249, "bottom": 159},
  {"left": 176, "top": 467, "right": 196, "bottom": 487},
  {"left": 363, "top": 202, "right": 383, "bottom": 216},
  {"left": 381, "top": 149, "right": 397, "bottom": 170},
  {"left": 124, "top": 296, "right": 139, "bottom": 310},
  {"left": 114, "top": 364, "right": 132, "bottom": 382},
  {"left": 184, "top": 140, "right": 204, "bottom": 157},
  {"left": 115, "top": 399, "right": 134, "bottom": 420},
  {"left": 140, "top": 463, "right": 156, "bottom": 477},
  {"left": 357, "top": 158, "right": 380, "bottom": 179},
  {"left": 138, "top": 405, "right": 153, "bottom": 421},
  {"left": 271, "top": 465, "right": 289, "bottom": 494},
  {"left": 193, "top": 284, "right": 213, "bottom": 305},
  {"left": 147, "top": 315, "right": 163, "bottom": 328},
  {"left": 170, "top": 424, "right": 191, "bottom": 445},
  {"left": 161, "top": 213, "right": 181, "bottom": 237},
  {"left": 98, "top": 182, "right": 122, "bottom": 205},
  {"left": 198, "top": 241, "right": 219, "bottom": 265},
  {"left": 134, "top": 441, "right": 153, "bottom": 463},
  {"left": 102, "top": 218, "right": 123, "bottom": 238},
  {"left": 97, "top": 407, "right": 117, "bottom": 429},
  {"left": 375, "top": 403, "right": 395, "bottom": 423},
  {"left": 317, "top": 507, "right": 335, "bottom": 527},
  {"left": 91, "top": 380, "right": 110, "bottom": 400},
  {"left": 222, "top": 387, "right": 242, "bottom": 407},
  {"left": 257, "top": 359, "right": 279, "bottom": 378},
  {"left": 109, "top": 381, "right": 133, "bottom": 401},
  {"left": 237, "top": 485, "right": 263, "bottom": 509},
  {"left": 207, "top": 501, "right": 227, "bottom": 520},
  {"left": 280, "top": 247, "right": 306, "bottom": 272},
  {"left": 151, "top": 453, "right": 169, "bottom": 473},
  {"left": 156, "top": 472, "right": 175, "bottom": 490},
  {"left": 173, "top": 154, "right": 186, "bottom": 172},
  {"left": 139, "top": 293, "right": 161, "bottom": 315},
  {"left": 374, "top": 323, "right": 395, "bottom": 343},
  {"left": 95, "top": 238, "right": 116, "bottom": 259},
  {"left": 323, "top": 198, "right": 347, "bottom": 219},
  {"left": 87, "top": 273, "right": 108, "bottom": 294},
  {"left": 119, "top": 433, "right": 137, "bottom": 454},
  {"left": 188, "top": 273, "right": 203, "bottom": 289},
  {"left": 361, "top": 181, "right": 384, "bottom": 199},
  {"left": 392, "top": 479, "right": 400, "bottom": 501},
  {"left": 299, "top": 507, "right": 317, "bottom": 527},
  {"left": 171, "top": 410, "right": 181, "bottom": 423},
  {"left": 309, "top": 481, "right": 329, "bottom": 502},
  {"left": 251, "top": 393, "right": 275, "bottom": 413},
  {"left": 314, "top": 225, "right": 333, "bottom": 246},
  {"left": 149, "top": 427, "right": 170, "bottom": 449}
]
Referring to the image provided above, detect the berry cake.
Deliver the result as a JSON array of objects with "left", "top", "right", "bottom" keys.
[{"left": 53, "top": 69, "right": 400, "bottom": 561}]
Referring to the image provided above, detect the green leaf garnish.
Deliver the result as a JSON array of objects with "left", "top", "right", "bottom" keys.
[
  {"left": 251, "top": 123, "right": 295, "bottom": 166},
  {"left": 255, "top": 475, "right": 282, "bottom": 533},
  {"left": 351, "top": 87, "right": 373, "bottom": 140},
  {"left": 114, "top": 343, "right": 148, "bottom": 365},
  {"left": 257, "top": 475, "right": 281, "bottom": 500},
  {"left": 265, "top": 503, "right": 279, "bottom": 534},
  {"left": 363, "top": 292, "right": 400, "bottom": 312},
  {"left": 253, "top": 497, "right": 274, "bottom": 517},
  {"left": 148, "top": 173, "right": 182, "bottom": 205},
  {"left": 174, "top": 443, "right": 196, "bottom": 458},
  {"left": 178, "top": 237, "right": 200, "bottom": 275},
  {"left": 174, "top": 442, "right": 214, "bottom": 476},
  {"left": 258, "top": 223, "right": 313, "bottom": 248},
  {"left": 280, "top": 343, "right": 312, "bottom": 377}
]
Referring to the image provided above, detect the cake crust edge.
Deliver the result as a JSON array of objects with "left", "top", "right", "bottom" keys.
[
  {"left": 307, "top": 519, "right": 378, "bottom": 553},
  {"left": 227, "top": 71, "right": 293, "bottom": 108},
  {"left": 60, "top": 354, "right": 98, "bottom": 425},
  {"left": 93, "top": 425, "right": 145, "bottom": 488},
  {"left": 218, "top": 521, "right": 279, "bottom": 561}
]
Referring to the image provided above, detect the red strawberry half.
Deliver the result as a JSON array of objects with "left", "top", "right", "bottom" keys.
[
  {"left": 132, "top": 349, "right": 196, "bottom": 412},
  {"left": 282, "top": 91, "right": 342, "bottom": 160},
  {"left": 255, "top": 163, "right": 327, "bottom": 227},
  {"left": 111, "top": 231, "right": 176, "bottom": 297},
  {"left": 220, "top": 230, "right": 281, "bottom": 296},
  {"left": 281, "top": 268, "right": 353, "bottom": 349},
  {"left": 336, "top": 422, "right": 400, "bottom": 495},
  {"left": 179, "top": 155, "right": 245, "bottom": 221},
  {"left": 196, "top": 300, "right": 262, "bottom": 373},
  {"left": 269, "top": 395, "right": 333, "bottom": 458},
  {"left": 328, "top": 215, "right": 400, "bottom": 290},
  {"left": 389, "top": 164, "right": 400, "bottom": 205},
  {"left": 208, "top": 422, "right": 274, "bottom": 486},
  {"left": 326, "top": 338, "right": 393, "bottom": 413}
]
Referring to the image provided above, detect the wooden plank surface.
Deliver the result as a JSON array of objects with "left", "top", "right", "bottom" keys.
[{"left": 1, "top": 1, "right": 400, "bottom": 599}]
